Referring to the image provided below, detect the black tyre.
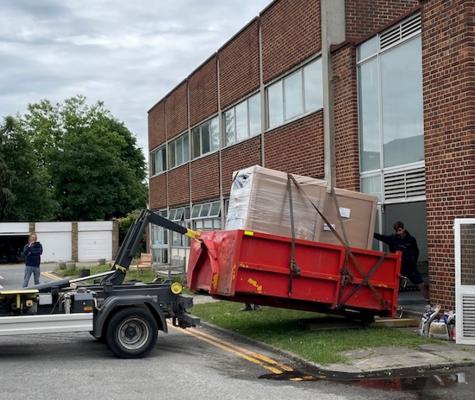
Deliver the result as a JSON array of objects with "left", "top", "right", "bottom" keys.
[{"left": 105, "top": 307, "right": 158, "bottom": 358}]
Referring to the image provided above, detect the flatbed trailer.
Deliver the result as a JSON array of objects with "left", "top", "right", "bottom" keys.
[{"left": 0, "top": 210, "right": 200, "bottom": 358}]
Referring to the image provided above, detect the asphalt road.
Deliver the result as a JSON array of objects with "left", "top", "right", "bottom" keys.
[
  {"left": 0, "top": 263, "right": 54, "bottom": 289},
  {"left": 0, "top": 265, "right": 474, "bottom": 400}
]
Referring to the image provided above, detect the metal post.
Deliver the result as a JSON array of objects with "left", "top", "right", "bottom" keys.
[{"left": 321, "top": 0, "right": 345, "bottom": 188}]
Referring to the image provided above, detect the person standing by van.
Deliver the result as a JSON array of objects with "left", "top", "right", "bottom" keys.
[{"left": 23, "top": 233, "right": 43, "bottom": 287}]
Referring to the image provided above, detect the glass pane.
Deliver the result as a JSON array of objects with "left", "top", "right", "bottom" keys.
[
  {"left": 209, "top": 201, "right": 221, "bottom": 217},
  {"left": 284, "top": 70, "right": 303, "bottom": 120},
  {"left": 201, "top": 122, "right": 210, "bottom": 155},
  {"left": 195, "top": 220, "right": 203, "bottom": 229},
  {"left": 214, "top": 219, "right": 221, "bottom": 229},
  {"left": 168, "top": 141, "right": 176, "bottom": 168},
  {"left": 235, "top": 101, "right": 248, "bottom": 141},
  {"left": 161, "top": 148, "right": 166, "bottom": 171},
  {"left": 224, "top": 109, "right": 235, "bottom": 146},
  {"left": 184, "top": 206, "right": 191, "bottom": 220},
  {"left": 183, "top": 133, "right": 189, "bottom": 162},
  {"left": 210, "top": 117, "right": 219, "bottom": 151},
  {"left": 176, "top": 137, "right": 183, "bottom": 166},
  {"left": 358, "top": 59, "right": 381, "bottom": 171},
  {"left": 304, "top": 59, "right": 323, "bottom": 112},
  {"left": 168, "top": 209, "right": 177, "bottom": 221},
  {"left": 358, "top": 36, "right": 378, "bottom": 61},
  {"left": 155, "top": 150, "right": 161, "bottom": 173},
  {"left": 248, "top": 93, "right": 261, "bottom": 136},
  {"left": 200, "top": 203, "right": 211, "bottom": 217},
  {"left": 192, "top": 127, "right": 201, "bottom": 158},
  {"left": 192, "top": 204, "right": 201, "bottom": 218},
  {"left": 361, "top": 175, "right": 382, "bottom": 201},
  {"left": 150, "top": 151, "right": 156, "bottom": 175},
  {"left": 381, "top": 37, "right": 424, "bottom": 168},
  {"left": 204, "top": 220, "right": 213, "bottom": 229},
  {"left": 267, "top": 81, "right": 283, "bottom": 129},
  {"left": 175, "top": 208, "right": 184, "bottom": 221}
]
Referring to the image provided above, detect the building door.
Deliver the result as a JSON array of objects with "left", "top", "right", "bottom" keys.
[{"left": 455, "top": 218, "right": 475, "bottom": 345}]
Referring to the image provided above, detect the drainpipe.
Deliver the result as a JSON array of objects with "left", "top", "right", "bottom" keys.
[{"left": 321, "top": 0, "right": 345, "bottom": 188}]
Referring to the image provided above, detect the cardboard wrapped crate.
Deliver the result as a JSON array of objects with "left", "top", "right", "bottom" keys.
[
  {"left": 225, "top": 165, "right": 378, "bottom": 249},
  {"left": 225, "top": 165, "right": 328, "bottom": 241},
  {"left": 319, "top": 188, "right": 378, "bottom": 250}
]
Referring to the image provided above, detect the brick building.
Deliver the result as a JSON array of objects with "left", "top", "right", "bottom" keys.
[{"left": 148, "top": 0, "right": 474, "bottom": 310}]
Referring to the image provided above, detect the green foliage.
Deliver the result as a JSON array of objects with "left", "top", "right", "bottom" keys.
[
  {"left": 118, "top": 209, "right": 146, "bottom": 252},
  {"left": 54, "top": 263, "right": 156, "bottom": 283},
  {"left": 192, "top": 301, "right": 434, "bottom": 365},
  {"left": 0, "top": 116, "right": 57, "bottom": 220},
  {"left": 0, "top": 96, "right": 147, "bottom": 222}
]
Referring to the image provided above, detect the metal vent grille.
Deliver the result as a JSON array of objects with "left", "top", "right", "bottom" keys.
[
  {"left": 462, "top": 294, "right": 475, "bottom": 338},
  {"left": 380, "top": 13, "right": 421, "bottom": 50},
  {"left": 384, "top": 166, "right": 425, "bottom": 202}
]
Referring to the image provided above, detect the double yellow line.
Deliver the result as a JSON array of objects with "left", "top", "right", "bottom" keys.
[
  {"left": 171, "top": 323, "right": 294, "bottom": 376},
  {"left": 41, "top": 271, "right": 61, "bottom": 281}
]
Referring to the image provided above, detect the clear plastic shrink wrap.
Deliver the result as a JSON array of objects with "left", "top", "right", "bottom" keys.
[{"left": 225, "top": 165, "right": 377, "bottom": 249}]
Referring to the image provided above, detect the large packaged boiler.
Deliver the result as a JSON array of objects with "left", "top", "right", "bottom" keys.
[{"left": 225, "top": 165, "right": 378, "bottom": 249}]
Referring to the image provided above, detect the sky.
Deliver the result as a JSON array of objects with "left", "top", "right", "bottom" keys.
[{"left": 0, "top": 0, "right": 271, "bottom": 152}]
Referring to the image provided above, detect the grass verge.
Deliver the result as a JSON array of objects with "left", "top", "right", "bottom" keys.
[
  {"left": 54, "top": 264, "right": 156, "bottom": 283},
  {"left": 192, "top": 300, "right": 434, "bottom": 365}
]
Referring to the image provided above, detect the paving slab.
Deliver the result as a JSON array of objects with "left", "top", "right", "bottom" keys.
[{"left": 325, "top": 343, "right": 475, "bottom": 374}]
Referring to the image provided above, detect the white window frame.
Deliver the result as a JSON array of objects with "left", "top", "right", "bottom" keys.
[
  {"left": 191, "top": 116, "right": 219, "bottom": 159},
  {"left": 357, "top": 14, "right": 423, "bottom": 205},
  {"left": 223, "top": 92, "right": 261, "bottom": 148},
  {"left": 168, "top": 133, "right": 189, "bottom": 169},
  {"left": 265, "top": 56, "right": 323, "bottom": 131},
  {"left": 150, "top": 146, "right": 167, "bottom": 177}
]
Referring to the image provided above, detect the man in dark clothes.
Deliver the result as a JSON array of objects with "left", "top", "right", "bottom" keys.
[
  {"left": 23, "top": 233, "right": 43, "bottom": 287},
  {"left": 374, "top": 221, "right": 429, "bottom": 300}
]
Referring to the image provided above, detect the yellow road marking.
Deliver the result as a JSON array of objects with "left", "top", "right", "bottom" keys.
[
  {"left": 41, "top": 271, "right": 61, "bottom": 281},
  {"left": 169, "top": 323, "right": 294, "bottom": 375},
  {"left": 188, "top": 328, "right": 293, "bottom": 372}
]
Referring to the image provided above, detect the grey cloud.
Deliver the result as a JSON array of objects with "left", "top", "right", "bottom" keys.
[{"left": 0, "top": 0, "right": 271, "bottom": 151}]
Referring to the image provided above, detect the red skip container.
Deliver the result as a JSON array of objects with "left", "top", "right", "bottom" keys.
[{"left": 187, "top": 230, "right": 402, "bottom": 318}]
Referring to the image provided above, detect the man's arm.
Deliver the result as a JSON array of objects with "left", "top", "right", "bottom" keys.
[
  {"left": 374, "top": 233, "right": 392, "bottom": 245},
  {"left": 30, "top": 243, "right": 43, "bottom": 256},
  {"left": 23, "top": 244, "right": 31, "bottom": 256}
]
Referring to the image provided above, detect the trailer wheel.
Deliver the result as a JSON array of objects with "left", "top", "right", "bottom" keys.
[{"left": 105, "top": 307, "right": 158, "bottom": 358}]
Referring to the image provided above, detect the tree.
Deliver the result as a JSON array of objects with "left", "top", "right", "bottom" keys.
[
  {"left": 18, "top": 96, "right": 147, "bottom": 221},
  {"left": 0, "top": 116, "right": 57, "bottom": 221}
]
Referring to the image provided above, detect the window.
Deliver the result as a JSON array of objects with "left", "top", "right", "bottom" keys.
[
  {"left": 150, "top": 146, "right": 166, "bottom": 176},
  {"left": 223, "top": 93, "right": 261, "bottom": 147},
  {"left": 192, "top": 200, "right": 221, "bottom": 230},
  {"left": 151, "top": 210, "right": 169, "bottom": 265},
  {"left": 358, "top": 13, "right": 425, "bottom": 205},
  {"left": 192, "top": 117, "right": 219, "bottom": 158},
  {"left": 168, "top": 133, "right": 189, "bottom": 169},
  {"left": 266, "top": 57, "right": 323, "bottom": 130}
]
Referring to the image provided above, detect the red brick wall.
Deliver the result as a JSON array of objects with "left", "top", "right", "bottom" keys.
[
  {"left": 261, "top": 0, "right": 321, "bottom": 83},
  {"left": 221, "top": 137, "right": 262, "bottom": 195},
  {"left": 190, "top": 153, "right": 220, "bottom": 202},
  {"left": 167, "top": 165, "right": 190, "bottom": 206},
  {"left": 421, "top": 0, "right": 475, "bottom": 309},
  {"left": 333, "top": 45, "right": 359, "bottom": 191},
  {"left": 345, "top": 0, "right": 419, "bottom": 42},
  {"left": 149, "top": 174, "right": 167, "bottom": 209},
  {"left": 264, "top": 112, "right": 324, "bottom": 178},
  {"left": 165, "top": 82, "right": 188, "bottom": 139},
  {"left": 189, "top": 57, "right": 218, "bottom": 126},
  {"left": 219, "top": 20, "right": 260, "bottom": 109},
  {"left": 148, "top": 101, "right": 166, "bottom": 150}
]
